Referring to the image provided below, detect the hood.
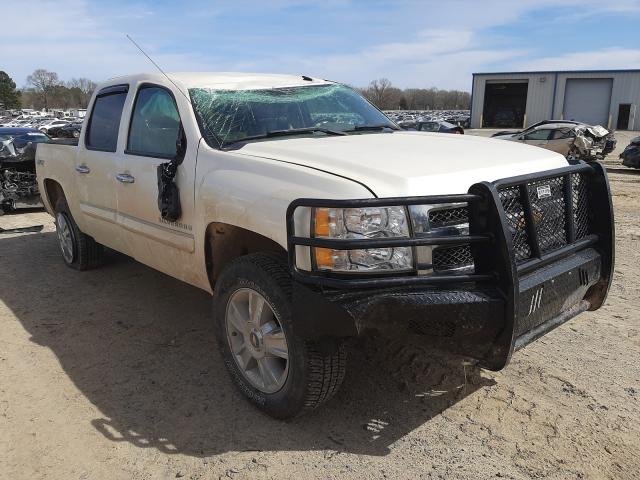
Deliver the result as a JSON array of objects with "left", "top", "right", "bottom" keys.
[{"left": 233, "top": 131, "right": 568, "bottom": 197}]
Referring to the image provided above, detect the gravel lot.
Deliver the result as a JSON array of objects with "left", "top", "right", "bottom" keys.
[{"left": 1, "top": 168, "right": 639, "bottom": 479}]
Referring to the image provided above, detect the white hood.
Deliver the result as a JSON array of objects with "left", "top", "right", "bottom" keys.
[{"left": 233, "top": 131, "right": 569, "bottom": 197}]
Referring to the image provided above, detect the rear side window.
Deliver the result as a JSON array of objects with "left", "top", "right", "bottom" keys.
[
  {"left": 86, "top": 86, "right": 128, "bottom": 152},
  {"left": 550, "top": 129, "right": 573, "bottom": 140},
  {"left": 127, "top": 85, "right": 181, "bottom": 158}
]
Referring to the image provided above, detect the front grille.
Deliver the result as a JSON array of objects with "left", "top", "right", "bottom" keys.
[
  {"left": 428, "top": 206, "right": 469, "bottom": 228},
  {"left": 498, "top": 173, "right": 591, "bottom": 263},
  {"left": 433, "top": 245, "right": 474, "bottom": 272}
]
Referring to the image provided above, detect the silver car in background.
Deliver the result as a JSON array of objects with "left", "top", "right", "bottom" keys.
[{"left": 492, "top": 120, "right": 616, "bottom": 161}]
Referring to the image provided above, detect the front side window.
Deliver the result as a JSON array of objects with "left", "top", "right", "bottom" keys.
[
  {"left": 86, "top": 88, "right": 127, "bottom": 151},
  {"left": 523, "top": 129, "right": 551, "bottom": 141},
  {"left": 127, "top": 86, "right": 181, "bottom": 158},
  {"left": 189, "top": 84, "right": 396, "bottom": 146}
]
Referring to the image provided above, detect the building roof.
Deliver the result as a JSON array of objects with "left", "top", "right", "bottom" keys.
[{"left": 473, "top": 69, "right": 640, "bottom": 76}]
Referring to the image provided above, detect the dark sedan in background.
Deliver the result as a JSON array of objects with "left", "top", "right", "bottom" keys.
[
  {"left": 57, "top": 122, "right": 83, "bottom": 138},
  {"left": 45, "top": 121, "right": 84, "bottom": 138},
  {"left": 400, "top": 120, "right": 464, "bottom": 134},
  {"left": 620, "top": 136, "right": 640, "bottom": 169}
]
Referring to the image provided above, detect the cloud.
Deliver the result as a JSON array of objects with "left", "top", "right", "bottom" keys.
[
  {"left": 228, "top": 31, "right": 526, "bottom": 90},
  {"left": 513, "top": 48, "right": 640, "bottom": 71},
  {"left": 1, "top": 0, "right": 640, "bottom": 91}
]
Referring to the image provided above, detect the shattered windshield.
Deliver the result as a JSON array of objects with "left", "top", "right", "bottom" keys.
[{"left": 189, "top": 84, "right": 396, "bottom": 146}]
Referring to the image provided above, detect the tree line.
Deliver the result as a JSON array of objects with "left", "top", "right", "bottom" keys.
[
  {"left": 1, "top": 70, "right": 470, "bottom": 113},
  {"left": 0, "top": 69, "right": 96, "bottom": 111},
  {"left": 359, "top": 78, "right": 470, "bottom": 111}
]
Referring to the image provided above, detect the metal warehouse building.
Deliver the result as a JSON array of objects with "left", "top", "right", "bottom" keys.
[{"left": 470, "top": 69, "right": 640, "bottom": 130}]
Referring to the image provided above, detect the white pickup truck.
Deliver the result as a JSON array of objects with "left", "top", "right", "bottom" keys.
[{"left": 36, "top": 72, "right": 614, "bottom": 418}]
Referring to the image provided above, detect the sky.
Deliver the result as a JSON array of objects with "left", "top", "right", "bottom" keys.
[{"left": 2, "top": 0, "right": 640, "bottom": 92}]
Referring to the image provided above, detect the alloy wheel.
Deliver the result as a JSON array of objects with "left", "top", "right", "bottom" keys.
[
  {"left": 225, "top": 288, "right": 289, "bottom": 393},
  {"left": 56, "top": 212, "right": 75, "bottom": 264}
]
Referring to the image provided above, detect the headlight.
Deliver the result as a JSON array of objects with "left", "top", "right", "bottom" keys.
[{"left": 312, "top": 206, "right": 413, "bottom": 272}]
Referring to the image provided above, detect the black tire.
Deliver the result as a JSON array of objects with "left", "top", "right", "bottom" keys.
[
  {"left": 213, "top": 252, "right": 347, "bottom": 419},
  {"left": 54, "top": 196, "right": 104, "bottom": 270}
]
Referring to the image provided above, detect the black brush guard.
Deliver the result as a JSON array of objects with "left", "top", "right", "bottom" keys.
[{"left": 285, "top": 162, "right": 614, "bottom": 370}]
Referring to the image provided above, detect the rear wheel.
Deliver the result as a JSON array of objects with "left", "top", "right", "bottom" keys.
[
  {"left": 213, "top": 252, "right": 347, "bottom": 419},
  {"left": 54, "top": 197, "right": 104, "bottom": 270}
]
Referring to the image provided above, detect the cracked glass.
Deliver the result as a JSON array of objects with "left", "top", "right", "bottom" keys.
[{"left": 189, "top": 84, "right": 395, "bottom": 146}]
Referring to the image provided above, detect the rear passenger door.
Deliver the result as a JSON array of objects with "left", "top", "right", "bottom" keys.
[
  {"left": 115, "top": 83, "right": 197, "bottom": 272},
  {"left": 75, "top": 84, "right": 129, "bottom": 252},
  {"left": 547, "top": 129, "right": 575, "bottom": 156}
]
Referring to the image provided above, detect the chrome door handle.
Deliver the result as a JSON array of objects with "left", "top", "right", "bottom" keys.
[
  {"left": 75, "top": 165, "right": 90, "bottom": 174},
  {"left": 116, "top": 173, "right": 135, "bottom": 184}
]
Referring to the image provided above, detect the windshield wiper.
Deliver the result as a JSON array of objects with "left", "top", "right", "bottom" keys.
[
  {"left": 225, "top": 127, "right": 346, "bottom": 146},
  {"left": 345, "top": 124, "right": 399, "bottom": 133},
  {"left": 266, "top": 127, "right": 347, "bottom": 137}
]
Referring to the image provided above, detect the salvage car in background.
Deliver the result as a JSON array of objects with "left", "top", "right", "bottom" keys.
[
  {"left": 0, "top": 127, "right": 47, "bottom": 214},
  {"left": 39, "top": 119, "right": 71, "bottom": 135},
  {"left": 408, "top": 120, "right": 464, "bottom": 134},
  {"left": 46, "top": 122, "right": 72, "bottom": 138},
  {"left": 620, "top": 136, "right": 640, "bottom": 169},
  {"left": 57, "top": 122, "right": 83, "bottom": 138},
  {"left": 492, "top": 120, "right": 616, "bottom": 161}
]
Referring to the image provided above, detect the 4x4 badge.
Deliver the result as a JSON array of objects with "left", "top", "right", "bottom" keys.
[{"left": 536, "top": 184, "right": 552, "bottom": 199}]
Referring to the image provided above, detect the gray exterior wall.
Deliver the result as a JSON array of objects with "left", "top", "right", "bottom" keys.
[{"left": 471, "top": 70, "right": 640, "bottom": 130}]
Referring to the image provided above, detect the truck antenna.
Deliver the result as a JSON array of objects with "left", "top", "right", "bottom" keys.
[{"left": 125, "top": 34, "right": 190, "bottom": 101}]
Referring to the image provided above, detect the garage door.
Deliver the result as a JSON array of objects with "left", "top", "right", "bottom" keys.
[{"left": 563, "top": 78, "right": 613, "bottom": 126}]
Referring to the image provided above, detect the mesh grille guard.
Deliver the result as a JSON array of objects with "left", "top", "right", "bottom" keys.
[
  {"left": 286, "top": 161, "right": 614, "bottom": 370},
  {"left": 468, "top": 161, "right": 614, "bottom": 370},
  {"left": 286, "top": 162, "right": 610, "bottom": 287}
]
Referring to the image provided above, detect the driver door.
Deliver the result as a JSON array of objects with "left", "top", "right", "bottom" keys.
[{"left": 115, "top": 83, "right": 197, "bottom": 279}]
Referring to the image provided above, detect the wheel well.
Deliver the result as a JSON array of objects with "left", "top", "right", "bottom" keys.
[
  {"left": 205, "top": 223, "right": 286, "bottom": 287},
  {"left": 43, "top": 179, "right": 65, "bottom": 211}
]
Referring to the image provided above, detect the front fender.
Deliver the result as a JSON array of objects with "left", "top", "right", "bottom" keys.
[{"left": 194, "top": 146, "right": 374, "bottom": 283}]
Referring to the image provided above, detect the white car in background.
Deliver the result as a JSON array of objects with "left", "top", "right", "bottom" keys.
[{"left": 39, "top": 119, "right": 71, "bottom": 134}]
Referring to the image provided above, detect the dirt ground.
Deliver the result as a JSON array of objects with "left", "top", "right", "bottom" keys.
[{"left": 1, "top": 171, "right": 639, "bottom": 480}]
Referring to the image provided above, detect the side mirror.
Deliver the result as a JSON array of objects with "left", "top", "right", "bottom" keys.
[{"left": 175, "top": 123, "right": 187, "bottom": 164}]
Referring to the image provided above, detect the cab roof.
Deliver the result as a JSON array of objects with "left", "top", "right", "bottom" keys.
[{"left": 102, "top": 72, "right": 332, "bottom": 91}]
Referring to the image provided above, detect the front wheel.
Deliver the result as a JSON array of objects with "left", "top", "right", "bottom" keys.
[{"left": 213, "top": 252, "right": 347, "bottom": 419}]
